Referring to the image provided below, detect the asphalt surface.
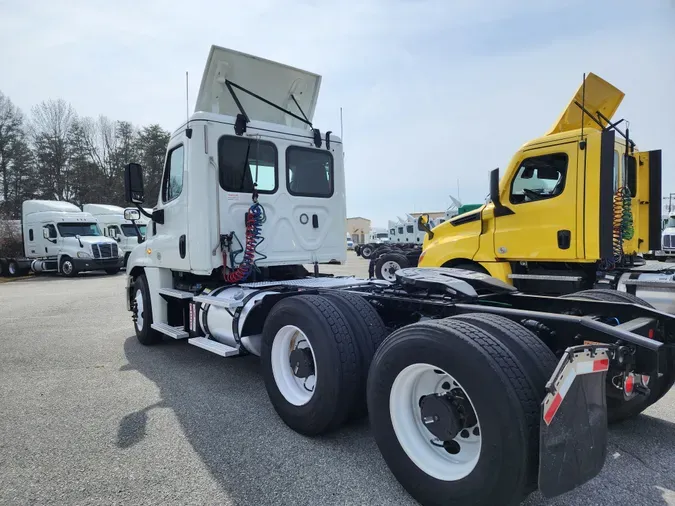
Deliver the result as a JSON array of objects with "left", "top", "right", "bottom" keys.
[{"left": 0, "top": 253, "right": 674, "bottom": 506}]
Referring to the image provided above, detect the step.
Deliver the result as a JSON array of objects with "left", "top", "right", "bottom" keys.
[
  {"left": 188, "top": 337, "right": 240, "bottom": 357},
  {"left": 193, "top": 294, "right": 244, "bottom": 310},
  {"left": 508, "top": 274, "right": 583, "bottom": 282},
  {"left": 158, "top": 288, "right": 194, "bottom": 299},
  {"left": 151, "top": 322, "right": 189, "bottom": 339}
]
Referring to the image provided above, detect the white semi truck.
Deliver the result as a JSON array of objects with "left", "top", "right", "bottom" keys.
[
  {"left": 82, "top": 204, "right": 150, "bottom": 267},
  {"left": 121, "top": 46, "right": 675, "bottom": 506},
  {"left": 0, "top": 200, "right": 123, "bottom": 277},
  {"left": 656, "top": 212, "right": 675, "bottom": 260}
]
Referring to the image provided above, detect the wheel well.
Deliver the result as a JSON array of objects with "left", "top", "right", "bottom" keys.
[
  {"left": 127, "top": 266, "right": 145, "bottom": 305},
  {"left": 441, "top": 259, "right": 488, "bottom": 273}
]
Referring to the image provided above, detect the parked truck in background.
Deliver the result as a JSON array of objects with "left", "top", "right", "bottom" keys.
[
  {"left": 83, "top": 204, "right": 151, "bottom": 267},
  {"left": 417, "top": 72, "right": 675, "bottom": 314},
  {"left": 0, "top": 200, "right": 123, "bottom": 277},
  {"left": 655, "top": 212, "right": 675, "bottom": 261}
]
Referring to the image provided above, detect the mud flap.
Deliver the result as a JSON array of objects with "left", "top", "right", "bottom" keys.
[{"left": 538, "top": 345, "right": 612, "bottom": 498}]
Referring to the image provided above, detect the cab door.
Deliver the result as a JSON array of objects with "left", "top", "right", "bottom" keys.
[
  {"left": 150, "top": 136, "right": 191, "bottom": 271},
  {"left": 493, "top": 142, "right": 579, "bottom": 261}
]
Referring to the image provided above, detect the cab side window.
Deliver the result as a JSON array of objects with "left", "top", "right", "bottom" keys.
[
  {"left": 510, "top": 153, "right": 568, "bottom": 205},
  {"left": 162, "top": 145, "right": 184, "bottom": 203}
]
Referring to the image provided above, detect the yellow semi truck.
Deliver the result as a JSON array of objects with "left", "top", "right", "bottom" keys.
[{"left": 417, "top": 73, "right": 675, "bottom": 313}]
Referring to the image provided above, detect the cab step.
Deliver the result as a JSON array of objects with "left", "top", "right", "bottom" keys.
[
  {"left": 188, "top": 337, "right": 241, "bottom": 357},
  {"left": 508, "top": 274, "right": 583, "bottom": 282},
  {"left": 151, "top": 322, "right": 189, "bottom": 339},
  {"left": 158, "top": 288, "right": 194, "bottom": 299}
]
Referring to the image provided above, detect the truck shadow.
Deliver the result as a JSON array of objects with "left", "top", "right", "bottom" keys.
[
  {"left": 120, "top": 336, "right": 675, "bottom": 506},
  {"left": 119, "top": 335, "right": 416, "bottom": 505}
]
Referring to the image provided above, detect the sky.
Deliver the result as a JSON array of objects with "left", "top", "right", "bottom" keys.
[{"left": 1, "top": 0, "right": 674, "bottom": 228}]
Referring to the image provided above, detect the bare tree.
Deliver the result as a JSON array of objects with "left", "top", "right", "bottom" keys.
[
  {"left": 0, "top": 92, "right": 26, "bottom": 215},
  {"left": 30, "top": 99, "right": 76, "bottom": 201}
]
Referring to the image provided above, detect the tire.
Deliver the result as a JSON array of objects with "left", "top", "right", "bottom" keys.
[
  {"left": 367, "top": 318, "right": 540, "bottom": 506},
  {"left": 560, "top": 288, "right": 657, "bottom": 422},
  {"left": 7, "top": 260, "right": 20, "bottom": 277},
  {"left": 375, "top": 253, "right": 409, "bottom": 282},
  {"left": 372, "top": 246, "right": 392, "bottom": 259},
  {"left": 132, "top": 274, "right": 163, "bottom": 345},
  {"left": 0, "top": 259, "right": 7, "bottom": 277},
  {"left": 261, "top": 295, "right": 360, "bottom": 435},
  {"left": 105, "top": 268, "right": 120, "bottom": 275},
  {"left": 562, "top": 288, "right": 654, "bottom": 308},
  {"left": 321, "top": 291, "right": 388, "bottom": 418},
  {"left": 361, "top": 244, "right": 375, "bottom": 260},
  {"left": 59, "top": 256, "right": 77, "bottom": 277},
  {"left": 354, "top": 245, "right": 361, "bottom": 256}
]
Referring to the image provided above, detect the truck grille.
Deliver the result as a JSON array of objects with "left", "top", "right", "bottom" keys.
[
  {"left": 92, "top": 243, "right": 118, "bottom": 259},
  {"left": 664, "top": 235, "right": 674, "bottom": 249}
]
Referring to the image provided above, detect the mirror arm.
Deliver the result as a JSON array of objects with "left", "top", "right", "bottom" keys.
[{"left": 135, "top": 204, "right": 153, "bottom": 219}]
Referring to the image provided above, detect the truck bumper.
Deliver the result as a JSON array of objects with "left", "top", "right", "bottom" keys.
[{"left": 72, "top": 257, "right": 123, "bottom": 272}]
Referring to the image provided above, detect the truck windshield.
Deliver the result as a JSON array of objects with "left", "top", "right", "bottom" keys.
[
  {"left": 57, "top": 223, "right": 102, "bottom": 237},
  {"left": 667, "top": 217, "right": 675, "bottom": 228},
  {"left": 121, "top": 224, "right": 146, "bottom": 237}
]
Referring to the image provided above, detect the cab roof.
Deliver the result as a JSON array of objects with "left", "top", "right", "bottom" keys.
[{"left": 195, "top": 45, "right": 321, "bottom": 131}]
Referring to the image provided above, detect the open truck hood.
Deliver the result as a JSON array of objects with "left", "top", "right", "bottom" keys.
[
  {"left": 195, "top": 45, "right": 322, "bottom": 130},
  {"left": 546, "top": 73, "right": 625, "bottom": 135}
]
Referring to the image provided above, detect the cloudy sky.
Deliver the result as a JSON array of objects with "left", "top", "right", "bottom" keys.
[{"left": 1, "top": 0, "right": 674, "bottom": 228}]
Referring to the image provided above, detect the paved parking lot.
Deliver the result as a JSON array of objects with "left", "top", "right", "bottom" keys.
[{"left": 1, "top": 253, "right": 675, "bottom": 505}]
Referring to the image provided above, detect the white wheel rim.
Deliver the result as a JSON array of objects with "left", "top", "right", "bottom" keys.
[
  {"left": 135, "top": 289, "right": 144, "bottom": 330},
  {"left": 380, "top": 261, "right": 400, "bottom": 281},
  {"left": 363, "top": 247, "right": 372, "bottom": 256},
  {"left": 9, "top": 263, "right": 17, "bottom": 275},
  {"left": 271, "top": 325, "right": 317, "bottom": 406},
  {"left": 390, "top": 363, "right": 481, "bottom": 481},
  {"left": 62, "top": 261, "right": 72, "bottom": 275}
]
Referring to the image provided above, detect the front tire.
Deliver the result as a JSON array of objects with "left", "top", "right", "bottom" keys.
[
  {"left": 132, "top": 274, "right": 163, "bottom": 345},
  {"left": 367, "top": 319, "right": 540, "bottom": 506},
  {"left": 361, "top": 244, "right": 375, "bottom": 260},
  {"left": 261, "top": 295, "right": 361, "bottom": 435},
  {"left": 375, "top": 253, "right": 409, "bottom": 281},
  {"left": 59, "top": 257, "right": 77, "bottom": 277}
]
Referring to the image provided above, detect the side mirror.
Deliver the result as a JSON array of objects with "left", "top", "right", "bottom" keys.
[
  {"left": 124, "top": 163, "right": 145, "bottom": 204},
  {"left": 124, "top": 208, "right": 141, "bottom": 221},
  {"left": 490, "top": 168, "right": 514, "bottom": 217},
  {"left": 43, "top": 228, "right": 50, "bottom": 239},
  {"left": 417, "top": 214, "right": 434, "bottom": 240}
]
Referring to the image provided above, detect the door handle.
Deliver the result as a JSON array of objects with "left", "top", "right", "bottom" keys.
[
  {"left": 179, "top": 235, "right": 186, "bottom": 259},
  {"left": 557, "top": 230, "right": 571, "bottom": 250},
  {"left": 312, "top": 214, "right": 319, "bottom": 229}
]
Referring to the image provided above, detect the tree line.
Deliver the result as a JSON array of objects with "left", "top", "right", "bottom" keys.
[{"left": 0, "top": 90, "right": 171, "bottom": 220}]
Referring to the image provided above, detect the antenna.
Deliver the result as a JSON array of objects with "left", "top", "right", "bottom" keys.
[{"left": 185, "top": 71, "right": 192, "bottom": 139}]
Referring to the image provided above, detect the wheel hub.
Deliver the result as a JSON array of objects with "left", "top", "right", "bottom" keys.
[
  {"left": 420, "top": 394, "right": 462, "bottom": 441},
  {"left": 289, "top": 346, "right": 314, "bottom": 379}
]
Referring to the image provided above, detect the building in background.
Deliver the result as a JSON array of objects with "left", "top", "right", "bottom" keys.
[{"left": 346, "top": 217, "right": 371, "bottom": 244}]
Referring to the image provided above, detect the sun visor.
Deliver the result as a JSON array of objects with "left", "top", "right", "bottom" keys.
[
  {"left": 195, "top": 45, "right": 322, "bottom": 130},
  {"left": 546, "top": 73, "right": 625, "bottom": 135}
]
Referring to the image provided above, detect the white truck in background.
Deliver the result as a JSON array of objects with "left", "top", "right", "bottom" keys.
[
  {"left": 655, "top": 212, "right": 675, "bottom": 261},
  {"left": 0, "top": 200, "right": 123, "bottom": 277},
  {"left": 82, "top": 204, "right": 151, "bottom": 267}
]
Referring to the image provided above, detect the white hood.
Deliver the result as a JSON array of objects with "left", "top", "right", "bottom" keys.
[{"left": 195, "top": 45, "right": 321, "bottom": 129}]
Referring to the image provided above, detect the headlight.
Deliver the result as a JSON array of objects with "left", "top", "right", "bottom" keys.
[{"left": 77, "top": 251, "right": 92, "bottom": 259}]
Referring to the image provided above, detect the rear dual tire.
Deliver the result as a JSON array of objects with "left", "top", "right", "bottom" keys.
[
  {"left": 261, "top": 293, "right": 387, "bottom": 435},
  {"left": 367, "top": 315, "right": 551, "bottom": 506}
]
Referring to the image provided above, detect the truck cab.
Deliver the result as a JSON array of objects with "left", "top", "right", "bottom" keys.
[
  {"left": 22, "top": 200, "right": 123, "bottom": 276},
  {"left": 419, "top": 73, "right": 664, "bottom": 297},
  {"left": 82, "top": 204, "right": 150, "bottom": 266},
  {"left": 124, "top": 45, "right": 345, "bottom": 335}
]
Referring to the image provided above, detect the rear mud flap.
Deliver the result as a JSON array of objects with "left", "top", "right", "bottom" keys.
[{"left": 539, "top": 345, "right": 611, "bottom": 498}]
